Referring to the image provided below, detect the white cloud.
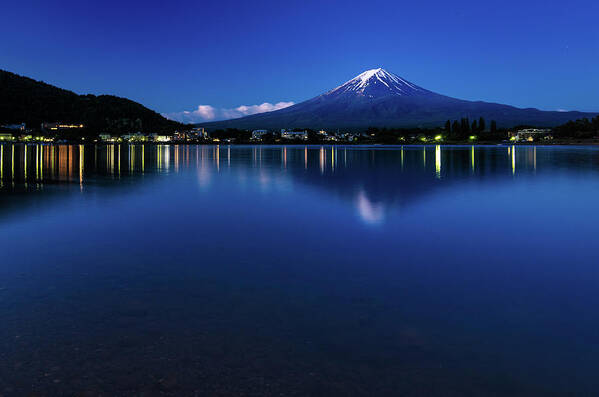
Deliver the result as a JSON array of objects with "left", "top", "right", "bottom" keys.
[
  {"left": 163, "top": 101, "right": 294, "bottom": 123},
  {"left": 195, "top": 105, "right": 216, "bottom": 120}
]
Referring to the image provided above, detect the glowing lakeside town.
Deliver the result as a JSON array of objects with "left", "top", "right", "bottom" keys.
[{"left": 0, "top": 121, "right": 558, "bottom": 145}]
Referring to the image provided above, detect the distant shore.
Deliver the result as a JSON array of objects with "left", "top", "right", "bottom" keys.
[{"left": 3, "top": 140, "right": 599, "bottom": 146}]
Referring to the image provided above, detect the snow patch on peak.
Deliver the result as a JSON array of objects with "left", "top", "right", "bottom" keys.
[
  {"left": 355, "top": 68, "right": 384, "bottom": 82},
  {"left": 327, "top": 68, "right": 425, "bottom": 98},
  {"left": 352, "top": 68, "right": 393, "bottom": 89}
]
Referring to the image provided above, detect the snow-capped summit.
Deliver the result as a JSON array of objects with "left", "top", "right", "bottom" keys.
[
  {"left": 326, "top": 68, "right": 428, "bottom": 98},
  {"left": 200, "top": 67, "right": 598, "bottom": 130}
]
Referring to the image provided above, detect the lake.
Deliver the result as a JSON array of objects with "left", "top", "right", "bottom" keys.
[{"left": 0, "top": 144, "right": 598, "bottom": 396}]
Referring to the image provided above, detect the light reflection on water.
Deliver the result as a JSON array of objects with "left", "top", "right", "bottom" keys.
[
  {"left": 1, "top": 144, "right": 599, "bottom": 395},
  {"left": 0, "top": 143, "right": 585, "bottom": 226}
]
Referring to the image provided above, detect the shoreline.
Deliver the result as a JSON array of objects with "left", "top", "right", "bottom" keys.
[{"left": 2, "top": 140, "right": 599, "bottom": 147}]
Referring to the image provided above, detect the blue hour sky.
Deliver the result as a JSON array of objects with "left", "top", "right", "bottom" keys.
[{"left": 2, "top": 0, "right": 598, "bottom": 121}]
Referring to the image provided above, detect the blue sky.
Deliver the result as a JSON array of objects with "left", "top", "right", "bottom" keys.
[{"left": 2, "top": 0, "right": 598, "bottom": 121}]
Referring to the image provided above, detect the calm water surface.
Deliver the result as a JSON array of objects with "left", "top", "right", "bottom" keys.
[{"left": 0, "top": 144, "right": 598, "bottom": 396}]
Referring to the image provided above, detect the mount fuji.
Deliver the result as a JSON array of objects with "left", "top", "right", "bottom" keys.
[{"left": 200, "top": 68, "right": 596, "bottom": 130}]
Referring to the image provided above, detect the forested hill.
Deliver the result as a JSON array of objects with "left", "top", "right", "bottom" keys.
[{"left": 0, "top": 70, "right": 184, "bottom": 133}]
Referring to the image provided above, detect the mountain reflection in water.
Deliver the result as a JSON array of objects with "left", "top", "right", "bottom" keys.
[
  {"left": 2, "top": 144, "right": 599, "bottom": 395},
  {"left": 0, "top": 144, "right": 590, "bottom": 224}
]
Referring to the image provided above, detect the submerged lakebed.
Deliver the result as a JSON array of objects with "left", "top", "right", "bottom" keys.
[{"left": 0, "top": 144, "right": 598, "bottom": 396}]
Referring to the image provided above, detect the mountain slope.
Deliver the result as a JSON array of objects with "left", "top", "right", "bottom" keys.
[
  {"left": 0, "top": 70, "right": 183, "bottom": 133},
  {"left": 200, "top": 68, "right": 597, "bottom": 130}
]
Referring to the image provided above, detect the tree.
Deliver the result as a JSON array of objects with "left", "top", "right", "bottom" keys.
[
  {"left": 554, "top": 116, "right": 599, "bottom": 138},
  {"left": 471, "top": 120, "right": 478, "bottom": 133},
  {"left": 460, "top": 118, "right": 470, "bottom": 135},
  {"left": 444, "top": 120, "right": 451, "bottom": 134},
  {"left": 452, "top": 120, "right": 461, "bottom": 136},
  {"left": 490, "top": 120, "right": 497, "bottom": 134},
  {"left": 479, "top": 117, "right": 486, "bottom": 132}
]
